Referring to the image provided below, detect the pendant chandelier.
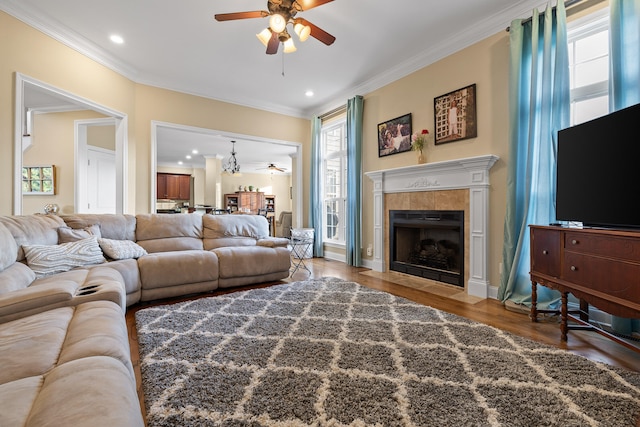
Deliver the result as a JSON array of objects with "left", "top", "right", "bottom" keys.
[{"left": 223, "top": 140, "right": 241, "bottom": 175}]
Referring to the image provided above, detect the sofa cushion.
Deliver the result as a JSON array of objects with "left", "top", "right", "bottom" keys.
[
  {"left": 203, "top": 214, "right": 269, "bottom": 240},
  {"left": 57, "top": 224, "right": 101, "bottom": 243},
  {"left": 0, "top": 306, "right": 74, "bottom": 385},
  {"left": 22, "top": 237, "right": 106, "bottom": 278},
  {"left": 61, "top": 214, "right": 136, "bottom": 241},
  {"left": 136, "top": 213, "right": 203, "bottom": 240},
  {"left": 0, "top": 215, "right": 66, "bottom": 262},
  {"left": 0, "top": 376, "right": 42, "bottom": 427},
  {"left": 213, "top": 246, "right": 291, "bottom": 279},
  {"left": 203, "top": 236, "right": 260, "bottom": 250},
  {"left": 0, "top": 262, "right": 35, "bottom": 295},
  {"left": 0, "top": 222, "right": 17, "bottom": 272},
  {"left": 98, "top": 238, "right": 147, "bottom": 260},
  {"left": 25, "top": 356, "right": 144, "bottom": 427},
  {"left": 137, "top": 250, "right": 218, "bottom": 290},
  {"left": 135, "top": 214, "right": 204, "bottom": 253}
]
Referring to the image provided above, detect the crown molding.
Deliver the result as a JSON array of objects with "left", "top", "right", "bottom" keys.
[{"left": 3, "top": 0, "right": 548, "bottom": 120}]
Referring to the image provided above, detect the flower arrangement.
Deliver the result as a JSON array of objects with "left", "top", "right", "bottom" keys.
[{"left": 411, "top": 129, "right": 430, "bottom": 152}]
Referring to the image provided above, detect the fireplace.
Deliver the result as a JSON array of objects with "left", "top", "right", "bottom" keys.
[
  {"left": 390, "top": 210, "right": 464, "bottom": 287},
  {"left": 365, "top": 155, "right": 498, "bottom": 298}
]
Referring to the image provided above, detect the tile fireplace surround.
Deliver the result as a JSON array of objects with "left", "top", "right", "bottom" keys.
[{"left": 365, "top": 155, "right": 499, "bottom": 299}]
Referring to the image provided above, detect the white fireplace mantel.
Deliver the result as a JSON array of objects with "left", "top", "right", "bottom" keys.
[{"left": 365, "top": 154, "right": 499, "bottom": 298}]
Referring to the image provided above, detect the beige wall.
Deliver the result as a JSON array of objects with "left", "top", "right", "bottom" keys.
[
  {"left": 2, "top": 9, "right": 511, "bottom": 288},
  {"left": 133, "top": 85, "right": 309, "bottom": 214},
  {"left": 23, "top": 110, "right": 111, "bottom": 214},
  {"left": 360, "top": 32, "right": 510, "bottom": 287},
  {"left": 0, "top": 11, "right": 310, "bottom": 218}
]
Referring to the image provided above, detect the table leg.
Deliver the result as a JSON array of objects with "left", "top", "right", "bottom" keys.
[
  {"left": 531, "top": 281, "right": 538, "bottom": 322},
  {"left": 561, "top": 291, "right": 569, "bottom": 341}
]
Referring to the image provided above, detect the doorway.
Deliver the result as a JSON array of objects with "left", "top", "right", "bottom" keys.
[{"left": 14, "top": 73, "right": 127, "bottom": 215}]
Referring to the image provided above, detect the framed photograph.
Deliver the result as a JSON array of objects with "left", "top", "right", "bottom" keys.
[
  {"left": 377, "top": 113, "right": 412, "bottom": 157},
  {"left": 434, "top": 84, "right": 477, "bottom": 145}
]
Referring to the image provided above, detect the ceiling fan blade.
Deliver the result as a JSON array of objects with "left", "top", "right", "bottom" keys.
[
  {"left": 296, "top": 18, "right": 336, "bottom": 45},
  {"left": 266, "top": 31, "right": 280, "bottom": 55},
  {"left": 214, "top": 11, "right": 268, "bottom": 21},
  {"left": 293, "top": 0, "right": 334, "bottom": 12}
]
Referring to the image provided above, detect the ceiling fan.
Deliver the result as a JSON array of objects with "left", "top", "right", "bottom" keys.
[
  {"left": 265, "top": 163, "right": 287, "bottom": 172},
  {"left": 214, "top": 0, "right": 336, "bottom": 55}
]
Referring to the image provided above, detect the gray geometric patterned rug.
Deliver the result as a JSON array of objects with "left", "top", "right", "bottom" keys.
[{"left": 135, "top": 277, "right": 640, "bottom": 426}]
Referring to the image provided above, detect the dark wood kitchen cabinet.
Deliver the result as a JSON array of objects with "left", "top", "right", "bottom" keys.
[{"left": 157, "top": 173, "right": 191, "bottom": 200}]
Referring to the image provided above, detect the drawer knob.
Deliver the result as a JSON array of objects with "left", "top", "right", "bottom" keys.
[
  {"left": 572, "top": 239, "right": 578, "bottom": 245},
  {"left": 571, "top": 265, "right": 577, "bottom": 271},
  {"left": 542, "top": 250, "right": 548, "bottom": 255}
]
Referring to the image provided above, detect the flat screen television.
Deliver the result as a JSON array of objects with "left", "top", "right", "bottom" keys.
[{"left": 556, "top": 102, "right": 640, "bottom": 229}]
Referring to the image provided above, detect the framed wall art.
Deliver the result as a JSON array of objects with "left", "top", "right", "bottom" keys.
[
  {"left": 22, "top": 165, "right": 56, "bottom": 195},
  {"left": 434, "top": 84, "right": 477, "bottom": 145},
  {"left": 377, "top": 113, "right": 412, "bottom": 157}
]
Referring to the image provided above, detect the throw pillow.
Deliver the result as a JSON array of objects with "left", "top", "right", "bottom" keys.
[
  {"left": 22, "top": 237, "right": 106, "bottom": 278},
  {"left": 58, "top": 224, "right": 102, "bottom": 244},
  {"left": 98, "top": 238, "right": 147, "bottom": 260}
]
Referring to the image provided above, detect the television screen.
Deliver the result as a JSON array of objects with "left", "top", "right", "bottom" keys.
[{"left": 556, "top": 102, "right": 640, "bottom": 229}]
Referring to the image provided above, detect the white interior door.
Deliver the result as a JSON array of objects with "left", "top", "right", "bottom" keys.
[{"left": 85, "top": 147, "right": 116, "bottom": 213}]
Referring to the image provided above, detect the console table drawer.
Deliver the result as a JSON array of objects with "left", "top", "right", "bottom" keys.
[
  {"left": 565, "top": 231, "right": 640, "bottom": 261},
  {"left": 563, "top": 252, "right": 640, "bottom": 304},
  {"left": 530, "top": 227, "right": 561, "bottom": 277}
]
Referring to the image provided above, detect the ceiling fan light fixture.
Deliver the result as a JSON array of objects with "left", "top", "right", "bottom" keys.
[
  {"left": 269, "top": 13, "right": 287, "bottom": 33},
  {"left": 283, "top": 37, "right": 297, "bottom": 53},
  {"left": 256, "top": 28, "right": 272, "bottom": 47},
  {"left": 294, "top": 22, "right": 311, "bottom": 42}
]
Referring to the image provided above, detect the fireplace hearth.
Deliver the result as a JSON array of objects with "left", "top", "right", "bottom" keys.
[{"left": 389, "top": 210, "right": 464, "bottom": 287}]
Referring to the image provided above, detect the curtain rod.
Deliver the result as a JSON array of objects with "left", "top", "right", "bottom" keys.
[
  {"left": 319, "top": 105, "right": 346, "bottom": 121},
  {"left": 505, "top": 0, "right": 604, "bottom": 32}
]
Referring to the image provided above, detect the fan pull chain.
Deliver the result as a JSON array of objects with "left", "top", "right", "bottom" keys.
[{"left": 281, "top": 49, "right": 285, "bottom": 77}]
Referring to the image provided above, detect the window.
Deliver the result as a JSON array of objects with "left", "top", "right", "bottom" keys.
[
  {"left": 568, "top": 10, "right": 610, "bottom": 125},
  {"left": 321, "top": 119, "right": 347, "bottom": 244}
]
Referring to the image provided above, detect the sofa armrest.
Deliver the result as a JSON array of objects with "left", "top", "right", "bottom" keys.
[
  {"left": 257, "top": 237, "right": 290, "bottom": 248},
  {"left": 0, "top": 282, "right": 76, "bottom": 324}
]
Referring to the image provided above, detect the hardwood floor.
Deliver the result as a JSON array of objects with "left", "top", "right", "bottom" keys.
[{"left": 126, "top": 258, "right": 640, "bottom": 419}]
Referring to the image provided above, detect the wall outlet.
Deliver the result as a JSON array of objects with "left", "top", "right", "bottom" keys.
[{"left": 366, "top": 244, "right": 373, "bottom": 256}]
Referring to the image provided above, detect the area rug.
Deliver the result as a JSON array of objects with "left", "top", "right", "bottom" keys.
[{"left": 135, "top": 277, "right": 640, "bottom": 426}]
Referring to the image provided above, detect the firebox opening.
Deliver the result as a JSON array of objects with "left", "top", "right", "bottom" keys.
[{"left": 389, "top": 210, "right": 464, "bottom": 287}]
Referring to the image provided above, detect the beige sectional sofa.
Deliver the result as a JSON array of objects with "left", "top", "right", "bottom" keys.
[{"left": 0, "top": 212, "right": 292, "bottom": 426}]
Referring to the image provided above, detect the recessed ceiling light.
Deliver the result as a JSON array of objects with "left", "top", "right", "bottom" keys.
[
  {"left": 178, "top": 161, "right": 183, "bottom": 165},
  {"left": 110, "top": 34, "right": 124, "bottom": 44},
  {"left": 186, "top": 155, "right": 192, "bottom": 159},
  {"left": 192, "top": 149, "right": 199, "bottom": 154},
  {"left": 305, "top": 90, "right": 314, "bottom": 97}
]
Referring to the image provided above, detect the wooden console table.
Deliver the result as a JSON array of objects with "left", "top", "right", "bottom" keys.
[{"left": 529, "top": 225, "right": 640, "bottom": 352}]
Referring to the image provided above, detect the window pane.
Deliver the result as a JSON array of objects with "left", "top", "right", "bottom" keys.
[
  {"left": 324, "top": 158, "right": 341, "bottom": 198},
  {"left": 42, "top": 180, "right": 53, "bottom": 193},
  {"left": 325, "top": 201, "right": 339, "bottom": 239},
  {"left": 573, "top": 95, "right": 609, "bottom": 124},
  {"left": 325, "top": 127, "right": 343, "bottom": 154},
  {"left": 575, "top": 30, "right": 609, "bottom": 63},
  {"left": 575, "top": 56, "right": 608, "bottom": 87}
]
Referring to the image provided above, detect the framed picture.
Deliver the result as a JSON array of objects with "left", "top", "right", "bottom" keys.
[
  {"left": 22, "top": 165, "right": 56, "bottom": 195},
  {"left": 377, "top": 113, "right": 412, "bottom": 157},
  {"left": 434, "top": 84, "right": 477, "bottom": 145}
]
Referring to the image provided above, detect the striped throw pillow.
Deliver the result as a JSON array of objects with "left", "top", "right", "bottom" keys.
[{"left": 23, "top": 236, "right": 105, "bottom": 278}]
